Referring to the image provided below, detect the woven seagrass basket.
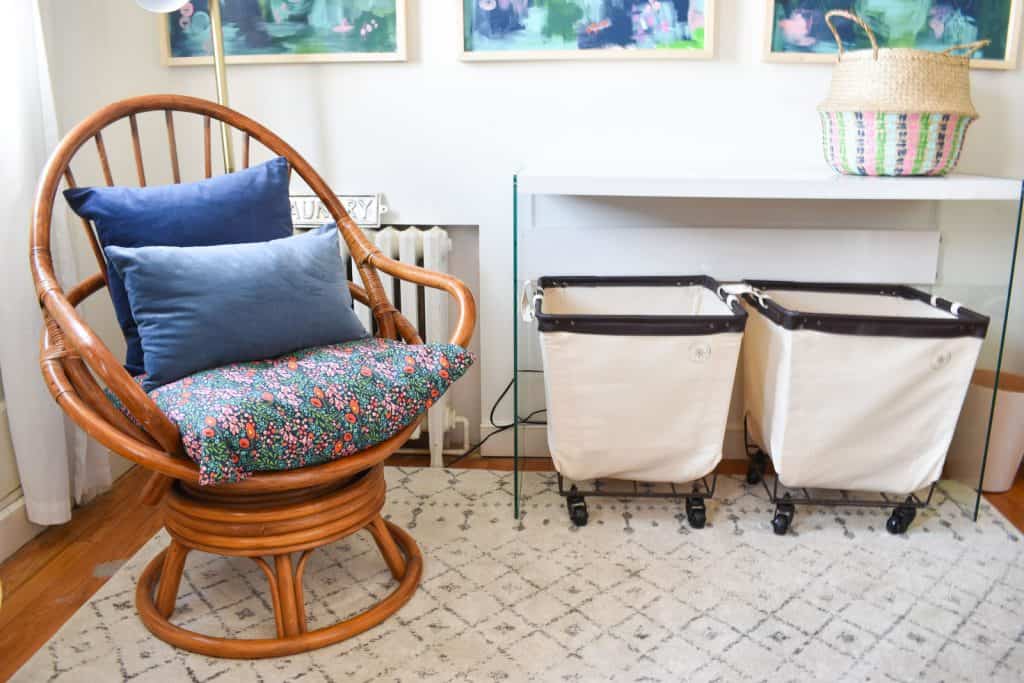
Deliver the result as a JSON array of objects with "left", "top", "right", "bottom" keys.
[{"left": 818, "top": 10, "right": 987, "bottom": 177}]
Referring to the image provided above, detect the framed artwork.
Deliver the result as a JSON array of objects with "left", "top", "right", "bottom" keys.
[
  {"left": 161, "top": 0, "right": 407, "bottom": 65},
  {"left": 763, "top": 0, "right": 1023, "bottom": 69},
  {"left": 460, "top": 0, "right": 715, "bottom": 61}
]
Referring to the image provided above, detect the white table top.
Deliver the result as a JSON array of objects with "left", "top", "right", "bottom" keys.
[{"left": 516, "top": 163, "right": 1022, "bottom": 201}]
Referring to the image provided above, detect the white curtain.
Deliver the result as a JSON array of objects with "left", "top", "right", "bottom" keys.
[{"left": 0, "top": 1, "right": 111, "bottom": 525}]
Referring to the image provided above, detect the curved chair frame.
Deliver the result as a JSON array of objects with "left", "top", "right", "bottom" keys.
[{"left": 29, "top": 95, "right": 476, "bottom": 658}]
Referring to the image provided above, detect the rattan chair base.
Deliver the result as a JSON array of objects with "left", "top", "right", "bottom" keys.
[{"left": 135, "top": 466, "right": 422, "bottom": 659}]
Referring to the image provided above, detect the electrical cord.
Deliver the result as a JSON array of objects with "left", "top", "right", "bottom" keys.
[
  {"left": 488, "top": 370, "right": 544, "bottom": 429},
  {"left": 445, "top": 372, "right": 547, "bottom": 467}
]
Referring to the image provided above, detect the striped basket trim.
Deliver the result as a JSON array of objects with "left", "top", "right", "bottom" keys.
[{"left": 820, "top": 111, "right": 974, "bottom": 177}]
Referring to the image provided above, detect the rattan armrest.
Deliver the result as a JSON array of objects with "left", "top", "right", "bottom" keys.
[
  {"left": 38, "top": 273, "right": 196, "bottom": 484},
  {"left": 368, "top": 252, "right": 477, "bottom": 348}
]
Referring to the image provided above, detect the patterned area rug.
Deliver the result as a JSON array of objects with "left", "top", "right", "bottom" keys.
[{"left": 15, "top": 469, "right": 1024, "bottom": 682}]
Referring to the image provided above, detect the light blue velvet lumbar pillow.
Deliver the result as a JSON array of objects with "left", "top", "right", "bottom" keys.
[
  {"left": 63, "top": 157, "right": 294, "bottom": 376},
  {"left": 104, "top": 224, "right": 368, "bottom": 391}
]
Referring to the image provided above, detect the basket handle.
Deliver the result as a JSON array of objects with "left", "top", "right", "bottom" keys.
[
  {"left": 824, "top": 9, "right": 879, "bottom": 62},
  {"left": 942, "top": 39, "right": 991, "bottom": 58}
]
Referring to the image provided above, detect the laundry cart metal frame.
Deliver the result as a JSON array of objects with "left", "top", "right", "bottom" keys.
[
  {"left": 743, "top": 418, "right": 937, "bottom": 536},
  {"left": 512, "top": 167, "right": 1024, "bottom": 523},
  {"left": 557, "top": 473, "right": 718, "bottom": 528}
]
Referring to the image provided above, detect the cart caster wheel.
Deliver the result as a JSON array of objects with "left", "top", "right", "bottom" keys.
[
  {"left": 566, "top": 489, "right": 588, "bottom": 527},
  {"left": 746, "top": 451, "right": 768, "bottom": 485},
  {"left": 772, "top": 494, "right": 794, "bottom": 536},
  {"left": 685, "top": 497, "right": 707, "bottom": 529},
  {"left": 772, "top": 512, "right": 791, "bottom": 535},
  {"left": 886, "top": 506, "right": 916, "bottom": 535}
]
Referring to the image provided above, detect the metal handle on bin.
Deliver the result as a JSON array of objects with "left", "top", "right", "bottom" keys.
[
  {"left": 750, "top": 288, "right": 772, "bottom": 310},
  {"left": 520, "top": 280, "right": 542, "bottom": 323},
  {"left": 929, "top": 295, "right": 965, "bottom": 317},
  {"left": 719, "top": 283, "right": 754, "bottom": 308},
  {"left": 715, "top": 285, "right": 742, "bottom": 311}
]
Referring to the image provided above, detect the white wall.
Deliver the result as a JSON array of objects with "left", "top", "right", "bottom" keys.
[{"left": 40, "top": 1, "right": 1024, "bottom": 438}]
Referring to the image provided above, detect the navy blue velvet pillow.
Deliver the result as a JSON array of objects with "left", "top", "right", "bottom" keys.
[
  {"left": 64, "top": 157, "right": 293, "bottom": 375},
  {"left": 104, "top": 225, "right": 368, "bottom": 391}
]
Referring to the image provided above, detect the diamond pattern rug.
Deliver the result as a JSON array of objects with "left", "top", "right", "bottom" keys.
[{"left": 14, "top": 469, "right": 1024, "bottom": 682}]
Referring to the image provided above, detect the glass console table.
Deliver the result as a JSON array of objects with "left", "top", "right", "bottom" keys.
[{"left": 512, "top": 164, "right": 1023, "bottom": 522}]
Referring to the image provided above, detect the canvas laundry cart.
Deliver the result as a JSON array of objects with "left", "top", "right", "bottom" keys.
[
  {"left": 741, "top": 281, "right": 989, "bottom": 535},
  {"left": 523, "top": 276, "right": 747, "bottom": 527}
]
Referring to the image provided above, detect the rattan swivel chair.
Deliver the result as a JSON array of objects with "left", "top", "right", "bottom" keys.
[{"left": 29, "top": 95, "right": 476, "bottom": 658}]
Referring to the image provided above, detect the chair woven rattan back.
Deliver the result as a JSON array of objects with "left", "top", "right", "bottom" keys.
[{"left": 30, "top": 94, "right": 475, "bottom": 495}]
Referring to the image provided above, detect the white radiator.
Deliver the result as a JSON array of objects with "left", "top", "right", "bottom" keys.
[{"left": 344, "top": 226, "right": 468, "bottom": 467}]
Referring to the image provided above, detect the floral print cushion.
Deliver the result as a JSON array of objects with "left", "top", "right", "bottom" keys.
[{"left": 112, "top": 338, "right": 474, "bottom": 485}]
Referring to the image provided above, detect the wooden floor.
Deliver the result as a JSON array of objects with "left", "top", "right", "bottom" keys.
[
  {"left": 986, "top": 468, "right": 1024, "bottom": 528},
  {"left": 1, "top": 457, "right": 1021, "bottom": 681}
]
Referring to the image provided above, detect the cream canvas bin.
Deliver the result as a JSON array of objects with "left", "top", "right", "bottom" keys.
[
  {"left": 741, "top": 282, "right": 989, "bottom": 495},
  {"left": 531, "top": 276, "right": 747, "bottom": 483}
]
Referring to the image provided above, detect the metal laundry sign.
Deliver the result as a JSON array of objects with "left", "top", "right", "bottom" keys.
[{"left": 290, "top": 194, "right": 387, "bottom": 229}]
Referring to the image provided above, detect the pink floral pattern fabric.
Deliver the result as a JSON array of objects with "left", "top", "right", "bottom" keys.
[{"left": 111, "top": 338, "right": 473, "bottom": 485}]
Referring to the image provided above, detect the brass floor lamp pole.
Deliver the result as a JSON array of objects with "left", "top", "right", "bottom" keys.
[
  {"left": 207, "top": 0, "right": 235, "bottom": 172},
  {"left": 139, "top": 0, "right": 234, "bottom": 172}
]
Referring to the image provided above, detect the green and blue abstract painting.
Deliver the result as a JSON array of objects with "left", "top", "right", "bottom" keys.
[
  {"left": 462, "top": 0, "right": 711, "bottom": 57},
  {"left": 166, "top": 0, "right": 404, "bottom": 62},
  {"left": 769, "top": 0, "right": 1016, "bottom": 64}
]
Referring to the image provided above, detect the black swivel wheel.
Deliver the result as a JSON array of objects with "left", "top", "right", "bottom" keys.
[
  {"left": 566, "top": 486, "right": 588, "bottom": 527},
  {"left": 886, "top": 502, "right": 917, "bottom": 535},
  {"left": 746, "top": 451, "right": 768, "bottom": 485},
  {"left": 772, "top": 494, "right": 795, "bottom": 536},
  {"left": 685, "top": 497, "right": 707, "bottom": 529}
]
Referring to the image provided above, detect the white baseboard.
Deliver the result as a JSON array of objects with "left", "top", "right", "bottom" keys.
[
  {"left": 479, "top": 423, "right": 750, "bottom": 460},
  {"left": 0, "top": 451, "right": 134, "bottom": 564},
  {"left": 109, "top": 451, "right": 134, "bottom": 480},
  {"left": 0, "top": 495, "right": 45, "bottom": 564}
]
